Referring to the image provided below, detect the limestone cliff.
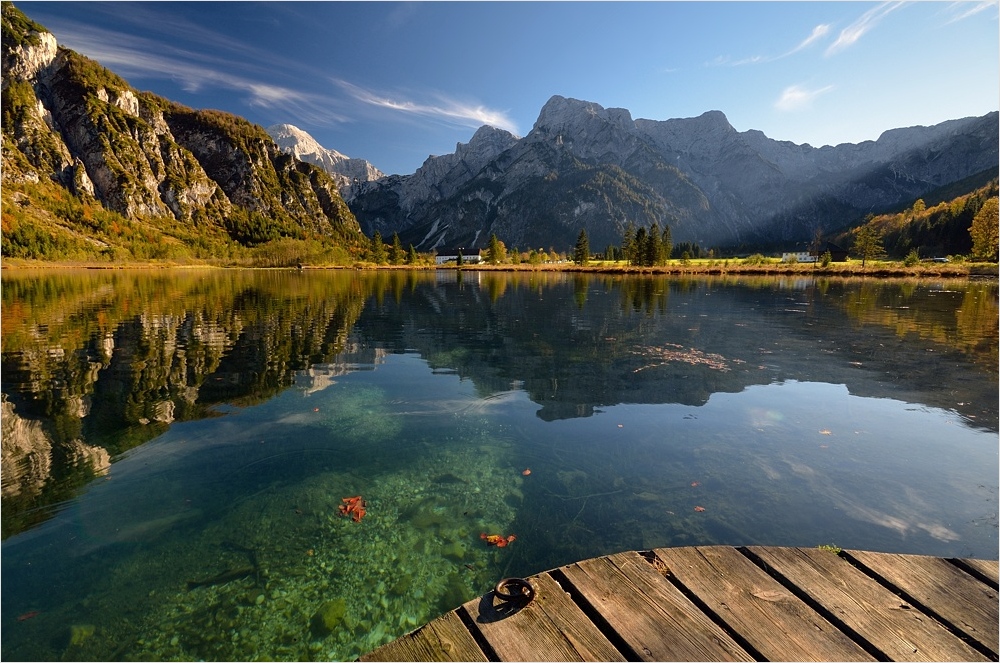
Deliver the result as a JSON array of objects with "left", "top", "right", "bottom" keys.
[{"left": 1, "top": 3, "right": 361, "bottom": 259}]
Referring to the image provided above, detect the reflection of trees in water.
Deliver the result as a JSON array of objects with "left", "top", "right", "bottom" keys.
[
  {"left": 1, "top": 270, "right": 374, "bottom": 537},
  {"left": 3, "top": 271, "right": 996, "bottom": 538},
  {"left": 840, "top": 279, "right": 998, "bottom": 374}
]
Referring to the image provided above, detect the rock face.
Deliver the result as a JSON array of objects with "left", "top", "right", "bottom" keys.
[
  {"left": 266, "top": 123, "right": 384, "bottom": 195},
  {"left": 1, "top": 4, "right": 360, "bottom": 246},
  {"left": 348, "top": 94, "right": 999, "bottom": 251}
]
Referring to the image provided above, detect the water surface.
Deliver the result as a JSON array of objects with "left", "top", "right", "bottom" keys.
[{"left": 2, "top": 269, "right": 996, "bottom": 661}]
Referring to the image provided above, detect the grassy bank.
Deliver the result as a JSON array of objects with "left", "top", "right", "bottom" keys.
[
  {"left": 437, "top": 258, "right": 998, "bottom": 278},
  {"left": 3, "top": 256, "right": 997, "bottom": 278}
]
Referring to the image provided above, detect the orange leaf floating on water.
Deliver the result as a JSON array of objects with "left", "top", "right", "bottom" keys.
[
  {"left": 694, "top": 506, "right": 706, "bottom": 512},
  {"left": 522, "top": 468, "right": 531, "bottom": 476},
  {"left": 690, "top": 481, "right": 700, "bottom": 487},
  {"left": 819, "top": 429, "right": 832, "bottom": 435}
]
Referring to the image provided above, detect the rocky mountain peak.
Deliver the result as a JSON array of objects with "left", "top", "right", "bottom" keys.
[
  {"left": 268, "top": 123, "right": 346, "bottom": 161},
  {"left": 532, "top": 95, "right": 635, "bottom": 137},
  {"left": 454, "top": 124, "right": 519, "bottom": 165},
  {"left": 265, "top": 123, "right": 384, "bottom": 193}
]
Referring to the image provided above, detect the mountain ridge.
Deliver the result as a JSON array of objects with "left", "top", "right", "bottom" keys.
[
  {"left": 346, "top": 94, "right": 998, "bottom": 252},
  {"left": 1, "top": 3, "right": 363, "bottom": 263}
]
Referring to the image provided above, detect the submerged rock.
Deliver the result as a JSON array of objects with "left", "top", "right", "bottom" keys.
[
  {"left": 310, "top": 598, "right": 347, "bottom": 637},
  {"left": 68, "top": 623, "right": 95, "bottom": 647}
]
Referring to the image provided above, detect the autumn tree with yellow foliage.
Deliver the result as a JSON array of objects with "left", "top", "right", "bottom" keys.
[{"left": 970, "top": 196, "right": 998, "bottom": 261}]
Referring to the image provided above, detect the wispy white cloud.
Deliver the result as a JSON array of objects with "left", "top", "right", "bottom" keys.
[
  {"left": 35, "top": 15, "right": 354, "bottom": 127},
  {"left": 774, "top": 84, "right": 835, "bottom": 111},
  {"left": 826, "top": 2, "right": 905, "bottom": 56},
  {"left": 789, "top": 24, "right": 832, "bottom": 55},
  {"left": 334, "top": 80, "right": 519, "bottom": 135},
  {"left": 707, "top": 22, "right": 832, "bottom": 67},
  {"left": 943, "top": 0, "right": 997, "bottom": 24}
]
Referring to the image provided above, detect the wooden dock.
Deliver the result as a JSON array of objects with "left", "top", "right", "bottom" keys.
[{"left": 361, "top": 546, "right": 998, "bottom": 662}]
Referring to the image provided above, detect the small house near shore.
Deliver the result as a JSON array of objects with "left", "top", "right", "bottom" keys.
[
  {"left": 781, "top": 241, "right": 850, "bottom": 263},
  {"left": 434, "top": 248, "right": 482, "bottom": 265}
]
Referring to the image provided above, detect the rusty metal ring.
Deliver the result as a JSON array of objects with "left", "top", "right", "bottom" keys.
[{"left": 494, "top": 577, "right": 535, "bottom": 602}]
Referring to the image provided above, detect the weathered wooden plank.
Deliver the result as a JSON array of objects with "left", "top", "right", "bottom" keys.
[
  {"left": 956, "top": 557, "right": 1000, "bottom": 586},
  {"left": 748, "top": 546, "right": 988, "bottom": 662},
  {"left": 360, "top": 610, "right": 487, "bottom": 662},
  {"left": 523, "top": 573, "right": 626, "bottom": 661},
  {"left": 847, "top": 549, "right": 999, "bottom": 654},
  {"left": 655, "top": 546, "right": 874, "bottom": 661},
  {"left": 462, "top": 571, "right": 623, "bottom": 661},
  {"left": 560, "top": 550, "right": 753, "bottom": 661}
]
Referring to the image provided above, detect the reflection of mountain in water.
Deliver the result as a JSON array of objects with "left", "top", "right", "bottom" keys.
[
  {"left": 351, "top": 273, "right": 997, "bottom": 428},
  {"left": 2, "top": 270, "right": 996, "bottom": 537},
  {"left": 1, "top": 270, "right": 371, "bottom": 537}
]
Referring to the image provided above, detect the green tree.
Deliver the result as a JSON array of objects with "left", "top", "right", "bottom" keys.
[
  {"left": 970, "top": 196, "right": 998, "bottom": 260},
  {"left": 661, "top": 225, "right": 672, "bottom": 261},
  {"left": 633, "top": 227, "right": 647, "bottom": 266},
  {"left": 407, "top": 244, "right": 418, "bottom": 265},
  {"left": 852, "top": 223, "right": 885, "bottom": 267},
  {"left": 389, "top": 232, "right": 404, "bottom": 265},
  {"left": 645, "top": 223, "right": 662, "bottom": 266},
  {"left": 573, "top": 228, "right": 590, "bottom": 265},
  {"left": 621, "top": 222, "right": 637, "bottom": 266},
  {"left": 370, "top": 231, "right": 387, "bottom": 264},
  {"left": 487, "top": 233, "right": 506, "bottom": 264}
]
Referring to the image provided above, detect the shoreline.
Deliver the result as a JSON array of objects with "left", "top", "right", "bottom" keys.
[{"left": 1, "top": 258, "right": 996, "bottom": 279}]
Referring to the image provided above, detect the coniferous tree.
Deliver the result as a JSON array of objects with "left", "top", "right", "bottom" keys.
[
  {"left": 407, "top": 244, "right": 418, "bottom": 265},
  {"left": 622, "top": 222, "right": 637, "bottom": 266},
  {"left": 487, "top": 234, "right": 506, "bottom": 264},
  {"left": 633, "top": 226, "right": 647, "bottom": 266},
  {"left": 389, "top": 232, "right": 404, "bottom": 265},
  {"left": 662, "top": 225, "right": 672, "bottom": 261},
  {"left": 646, "top": 223, "right": 662, "bottom": 266},
  {"left": 370, "top": 231, "right": 387, "bottom": 264},
  {"left": 573, "top": 228, "right": 590, "bottom": 265}
]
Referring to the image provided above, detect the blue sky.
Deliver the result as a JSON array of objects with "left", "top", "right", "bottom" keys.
[{"left": 19, "top": 1, "right": 1000, "bottom": 176}]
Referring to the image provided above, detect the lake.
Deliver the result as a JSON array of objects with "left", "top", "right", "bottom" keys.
[{"left": 2, "top": 268, "right": 997, "bottom": 661}]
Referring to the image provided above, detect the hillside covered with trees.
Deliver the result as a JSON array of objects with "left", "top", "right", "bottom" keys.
[{"left": 836, "top": 175, "right": 998, "bottom": 263}]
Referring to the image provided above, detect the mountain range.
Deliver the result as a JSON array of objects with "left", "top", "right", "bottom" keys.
[
  {"left": 3, "top": 2, "right": 997, "bottom": 260},
  {"left": 337, "top": 95, "right": 998, "bottom": 252}
]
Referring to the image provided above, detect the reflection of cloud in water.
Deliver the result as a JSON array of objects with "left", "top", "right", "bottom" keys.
[
  {"left": 747, "top": 407, "right": 785, "bottom": 430},
  {"left": 776, "top": 455, "right": 961, "bottom": 543}
]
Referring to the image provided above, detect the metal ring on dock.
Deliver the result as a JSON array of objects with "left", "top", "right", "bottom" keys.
[{"left": 494, "top": 577, "right": 535, "bottom": 602}]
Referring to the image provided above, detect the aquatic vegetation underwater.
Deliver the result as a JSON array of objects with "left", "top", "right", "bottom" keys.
[{"left": 62, "top": 433, "right": 522, "bottom": 661}]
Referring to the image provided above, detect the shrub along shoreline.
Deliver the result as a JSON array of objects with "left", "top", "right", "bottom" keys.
[{"left": 2, "top": 257, "right": 996, "bottom": 278}]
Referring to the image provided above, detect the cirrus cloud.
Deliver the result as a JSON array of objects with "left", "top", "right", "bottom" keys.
[
  {"left": 774, "top": 84, "right": 835, "bottom": 111},
  {"left": 826, "top": 2, "right": 905, "bottom": 56},
  {"left": 333, "top": 79, "right": 519, "bottom": 135}
]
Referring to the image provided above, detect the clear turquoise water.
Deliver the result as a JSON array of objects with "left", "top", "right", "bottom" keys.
[{"left": 2, "top": 269, "right": 996, "bottom": 660}]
